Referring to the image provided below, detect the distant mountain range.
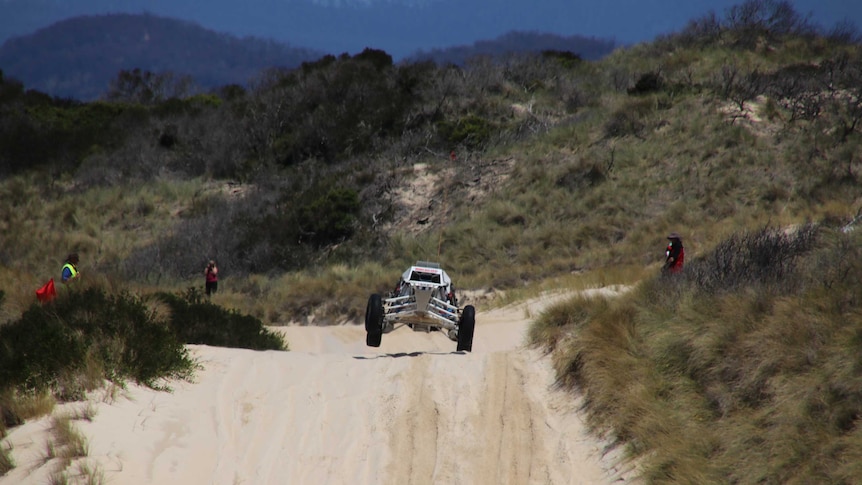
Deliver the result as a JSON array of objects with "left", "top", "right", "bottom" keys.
[
  {"left": 0, "top": 14, "right": 324, "bottom": 101},
  {"left": 0, "top": 13, "right": 616, "bottom": 101},
  {"left": 2, "top": 0, "right": 636, "bottom": 59},
  {"left": 3, "top": 0, "right": 860, "bottom": 61}
]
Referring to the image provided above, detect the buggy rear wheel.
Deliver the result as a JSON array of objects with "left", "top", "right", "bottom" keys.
[
  {"left": 456, "top": 305, "right": 475, "bottom": 352},
  {"left": 365, "top": 294, "right": 384, "bottom": 347}
]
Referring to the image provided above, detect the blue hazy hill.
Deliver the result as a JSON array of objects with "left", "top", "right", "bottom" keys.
[{"left": 3, "top": 0, "right": 860, "bottom": 59}]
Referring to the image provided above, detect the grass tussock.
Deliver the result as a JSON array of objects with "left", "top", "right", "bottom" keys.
[
  {"left": 74, "top": 461, "right": 105, "bottom": 485},
  {"left": 535, "top": 223, "right": 862, "bottom": 483},
  {"left": 40, "top": 412, "right": 97, "bottom": 480},
  {"left": 50, "top": 415, "right": 89, "bottom": 464},
  {"left": 0, "top": 442, "right": 13, "bottom": 476}
]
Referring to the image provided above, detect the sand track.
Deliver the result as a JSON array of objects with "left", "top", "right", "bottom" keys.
[{"left": 0, "top": 292, "right": 631, "bottom": 485}]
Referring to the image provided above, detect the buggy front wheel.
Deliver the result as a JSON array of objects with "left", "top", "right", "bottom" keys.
[
  {"left": 456, "top": 305, "right": 476, "bottom": 352},
  {"left": 365, "top": 294, "right": 384, "bottom": 347}
]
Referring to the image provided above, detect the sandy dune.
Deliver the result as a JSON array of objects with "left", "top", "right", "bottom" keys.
[{"left": 0, "top": 291, "right": 633, "bottom": 485}]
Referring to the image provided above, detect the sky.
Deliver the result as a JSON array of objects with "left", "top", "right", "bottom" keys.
[{"left": 2, "top": 0, "right": 861, "bottom": 58}]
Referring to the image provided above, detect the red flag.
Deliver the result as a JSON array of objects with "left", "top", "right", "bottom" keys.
[{"left": 36, "top": 278, "right": 57, "bottom": 303}]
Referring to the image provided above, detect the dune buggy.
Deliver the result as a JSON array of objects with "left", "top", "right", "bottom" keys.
[{"left": 364, "top": 261, "right": 476, "bottom": 352}]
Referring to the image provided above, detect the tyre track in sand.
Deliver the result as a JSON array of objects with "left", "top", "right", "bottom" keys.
[
  {"left": 381, "top": 346, "right": 559, "bottom": 485},
  {"left": 282, "top": 297, "right": 627, "bottom": 485},
  {"left": 335, "top": 290, "right": 630, "bottom": 485}
]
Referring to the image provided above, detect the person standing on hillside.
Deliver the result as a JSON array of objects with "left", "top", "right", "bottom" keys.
[
  {"left": 205, "top": 260, "right": 219, "bottom": 297},
  {"left": 664, "top": 233, "right": 685, "bottom": 274},
  {"left": 61, "top": 253, "right": 80, "bottom": 285}
]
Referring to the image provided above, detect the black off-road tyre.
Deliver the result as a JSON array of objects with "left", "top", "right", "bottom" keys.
[
  {"left": 456, "top": 305, "right": 476, "bottom": 352},
  {"left": 365, "top": 294, "right": 384, "bottom": 347}
]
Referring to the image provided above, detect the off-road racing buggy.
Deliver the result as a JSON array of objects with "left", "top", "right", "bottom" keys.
[{"left": 365, "top": 261, "right": 476, "bottom": 352}]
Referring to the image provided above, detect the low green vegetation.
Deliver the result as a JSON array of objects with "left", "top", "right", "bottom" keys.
[
  {"left": 0, "top": 287, "right": 193, "bottom": 399},
  {"left": 157, "top": 287, "right": 286, "bottom": 350}
]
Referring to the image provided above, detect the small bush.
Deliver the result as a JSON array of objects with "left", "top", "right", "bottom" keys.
[
  {"left": 0, "top": 442, "right": 12, "bottom": 476},
  {"left": 628, "top": 71, "right": 664, "bottom": 95},
  {"left": 541, "top": 50, "right": 583, "bottom": 69},
  {"left": 0, "top": 287, "right": 194, "bottom": 392},
  {"left": 298, "top": 188, "right": 361, "bottom": 247},
  {"left": 156, "top": 289, "right": 286, "bottom": 351},
  {"left": 436, "top": 114, "right": 495, "bottom": 150},
  {"left": 604, "top": 109, "right": 645, "bottom": 139}
]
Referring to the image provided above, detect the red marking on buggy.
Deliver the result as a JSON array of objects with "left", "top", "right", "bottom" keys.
[{"left": 415, "top": 267, "right": 441, "bottom": 273}]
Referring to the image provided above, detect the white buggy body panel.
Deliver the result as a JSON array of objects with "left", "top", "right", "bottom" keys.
[{"left": 385, "top": 261, "right": 459, "bottom": 335}]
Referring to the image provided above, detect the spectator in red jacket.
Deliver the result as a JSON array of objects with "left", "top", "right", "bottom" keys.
[
  {"left": 664, "top": 232, "right": 684, "bottom": 274},
  {"left": 205, "top": 260, "right": 219, "bottom": 296}
]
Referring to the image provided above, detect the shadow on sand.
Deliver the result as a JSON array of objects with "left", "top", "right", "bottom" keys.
[{"left": 353, "top": 350, "right": 466, "bottom": 360}]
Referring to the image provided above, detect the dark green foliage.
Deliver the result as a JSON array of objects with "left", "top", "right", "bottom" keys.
[
  {"left": 298, "top": 188, "right": 361, "bottom": 247},
  {"left": 540, "top": 50, "right": 583, "bottom": 69},
  {"left": 603, "top": 108, "right": 645, "bottom": 139},
  {"left": 0, "top": 70, "right": 24, "bottom": 104},
  {"left": 628, "top": 71, "right": 664, "bottom": 95},
  {"left": 218, "top": 84, "right": 247, "bottom": 101},
  {"left": 0, "top": 91, "right": 142, "bottom": 175},
  {"left": 0, "top": 284, "right": 283, "bottom": 431},
  {"left": 156, "top": 289, "right": 285, "bottom": 351},
  {"left": 436, "top": 114, "right": 494, "bottom": 149},
  {"left": 353, "top": 48, "right": 393, "bottom": 71},
  {"left": 300, "top": 54, "right": 338, "bottom": 74},
  {"left": 253, "top": 52, "right": 417, "bottom": 165},
  {"left": 0, "top": 288, "right": 193, "bottom": 392}
]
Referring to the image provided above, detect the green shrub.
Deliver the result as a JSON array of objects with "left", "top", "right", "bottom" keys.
[
  {"left": 541, "top": 50, "right": 583, "bottom": 69},
  {"left": 298, "top": 188, "right": 361, "bottom": 247},
  {"left": 156, "top": 289, "right": 286, "bottom": 351},
  {"left": 628, "top": 71, "right": 664, "bottom": 95},
  {"left": 436, "top": 114, "right": 495, "bottom": 150},
  {"left": 0, "top": 287, "right": 193, "bottom": 392}
]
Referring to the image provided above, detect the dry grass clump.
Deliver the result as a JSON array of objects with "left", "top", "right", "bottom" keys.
[
  {"left": 1, "top": 389, "right": 54, "bottom": 475},
  {"left": 0, "top": 441, "right": 13, "bottom": 476},
  {"left": 42, "top": 413, "right": 104, "bottom": 485},
  {"left": 0, "top": 389, "right": 57, "bottom": 429},
  {"left": 535, "top": 223, "right": 862, "bottom": 483},
  {"left": 49, "top": 415, "right": 90, "bottom": 465}
]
